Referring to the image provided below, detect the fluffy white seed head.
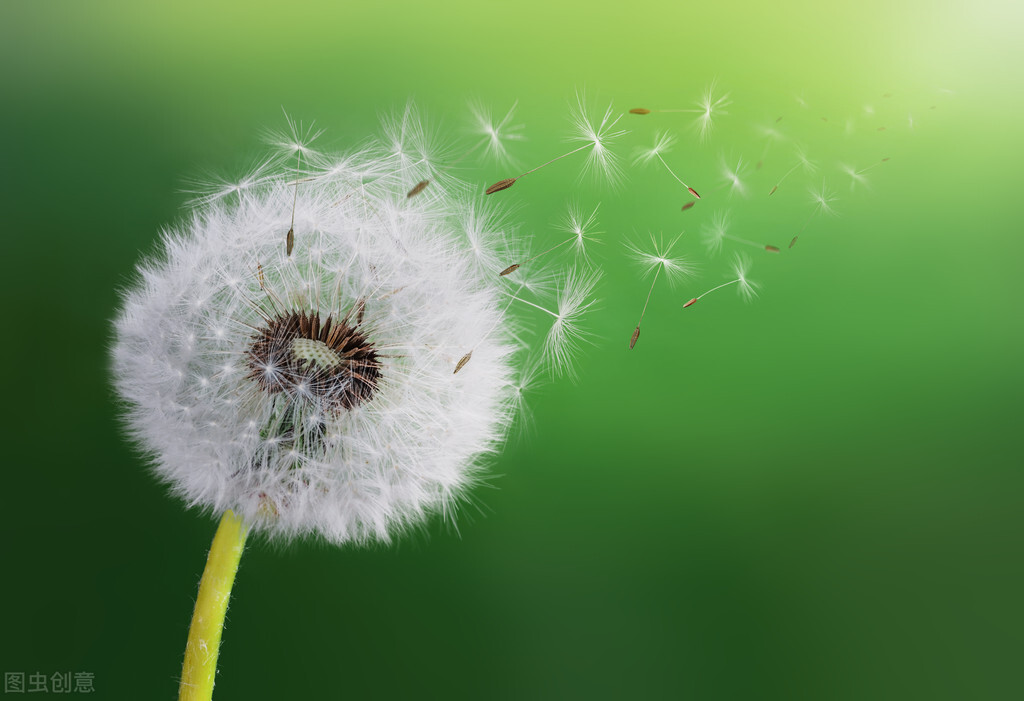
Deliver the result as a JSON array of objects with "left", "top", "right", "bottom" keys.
[
  {"left": 731, "top": 254, "right": 760, "bottom": 301},
  {"left": 112, "top": 115, "right": 585, "bottom": 546},
  {"left": 567, "top": 93, "right": 627, "bottom": 185},
  {"left": 625, "top": 232, "right": 696, "bottom": 286}
]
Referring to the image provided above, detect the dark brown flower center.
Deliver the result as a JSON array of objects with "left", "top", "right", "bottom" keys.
[{"left": 246, "top": 309, "right": 381, "bottom": 411}]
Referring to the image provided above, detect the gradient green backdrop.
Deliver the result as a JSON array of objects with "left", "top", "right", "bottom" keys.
[{"left": 2, "top": 1, "right": 1022, "bottom": 699}]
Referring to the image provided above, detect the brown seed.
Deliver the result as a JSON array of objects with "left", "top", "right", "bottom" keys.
[
  {"left": 789, "top": 236, "right": 798, "bottom": 249},
  {"left": 775, "top": 116, "right": 783, "bottom": 123},
  {"left": 485, "top": 178, "right": 517, "bottom": 195},
  {"left": 286, "top": 227, "right": 295, "bottom": 256},
  {"left": 629, "top": 108, "right": 651, "bottom": 115},
  {"left": 756, "top": 160, "right": 763, "bottom": 171},
  {"left": 687, "top": 186, "right": 701, "bottom": 200},
  {"left": 765, "top": 245, "right": 780, "bottom": 253},
  {"left": 681, "top": 201, "right": 696, "bottom": 212},
  {"left": 629, "top": 326, "right": 641, "bottom": 350},
  {"left": 256, "top": 263, "right": 266, "bottom": 290},
  {"left": 453, "top": 351, "right": 472, "bottom": 374},
  {"left": 877, "top": 126, "right": 886, "bottom": 131},
  {"left": 882, "top": 157, "right": 890, "bottom": 162},
  {"left": 407, "top": 180, "right": 430, "bottom": 198},
  {"left": 769, "top": 185, "right": 778, "bottom": 196},
  {"left": 683, "top": 298, "right": 698, "bottom": 308},
  {"left": 498, "top": 263, "right": 520, "bottom": 277}
]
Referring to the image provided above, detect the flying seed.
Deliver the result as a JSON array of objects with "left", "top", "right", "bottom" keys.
[
  {"left": 775, "top": 116, "right": 783, "bottom": 123},
  {"left": 486, "top": 178, "right": 517, "bottom": 195},
  {"left": 629, "top": 326, "right": 641, "bottom": 350},
  {"left": 877, "top": 126, "right": 886, "bottom": 131},
  {"left": 765, "top": 245, "right": 780, "bottom": 253},
  {"left": 256, "top": 263, "right": 266, "bottom": 290},
  {"left": 629, "top": 108, "right": 651, "bottom": 115},
  {"left": 683, "top": 298, "right": 698, "bottom": 308},
  {"left": 286, "top": 227, "right": 294, "bottom": 256},
  {"left": 789, "top": 236, "right": 798, "bottom": 248},
  {"left": 453, "top": 351, "right": 473, "bottom": 374},
  {"left": 499, "top": 263, "right": 520, "bottom": 277},
  {"left": 687, "top": 187, "right": 701, "bottom": 199},
  {"left": 769, "top": 185, "right": 778, "bottom": 196},
  {"left": 681, "top": 201, "right": 696, "bottom": 212},
  {"left": 407, "top": 180, "right": 430, "bottom": 198}
]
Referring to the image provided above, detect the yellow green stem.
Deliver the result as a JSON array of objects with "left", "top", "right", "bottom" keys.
[{"left": 179, "top": 510, "right": 248, "bottom": 701}]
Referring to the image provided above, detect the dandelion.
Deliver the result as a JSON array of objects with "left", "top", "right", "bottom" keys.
[
  {"left": 634, "top": 131, "right": 701, "bottom": 200},
  {"left": 790, "top": 179, "right": 838, "bottom": 247},
  {"left": 499, "top": 203, "right": 601, "bottom": 276},
  {"left": 683, "top": 254, "right": 759, "bottom": 308},
  {"left": 113, "top": 113, "right": 595, "bottom": 699},
  {"left": 630, "top": 81, "right": 731, "bottom": 142},
  {"left": 625, "top": 232, "right": 694, "bottom": 349},
  {"left": 486, "top": 94, "right": 625, "bottom": 195},
  {"left": 701, "top": 210, "right": 779, "bottom": 254},
  {"left": 407, "top": 101, "right": 524, "bottom": 198},
  {"left": 769, "top": 145, "right": 816, "bottom": 196}
]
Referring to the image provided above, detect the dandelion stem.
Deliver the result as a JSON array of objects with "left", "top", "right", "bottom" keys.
[{"left": 179, "top": 511, "right": 248, "bottom": 701}]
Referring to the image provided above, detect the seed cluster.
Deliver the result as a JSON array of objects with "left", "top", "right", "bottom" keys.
[{"left": 246, "top": 309, "right": 382, "bottom": 411}]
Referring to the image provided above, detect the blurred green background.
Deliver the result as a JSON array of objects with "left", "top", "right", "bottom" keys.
[{"left": 2, "top": 0, "right": 1022, "bottom": 699}]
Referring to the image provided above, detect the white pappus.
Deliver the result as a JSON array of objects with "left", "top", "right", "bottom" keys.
[{"left": 112, "top": 112, "right": 596, "bottom": 546}]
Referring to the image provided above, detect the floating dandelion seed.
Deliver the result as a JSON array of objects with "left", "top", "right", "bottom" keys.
[
  {"left": 486, "top": 94, "right": 625, "bottom": 195},
  {"left": 790, "top": 179, "right": 839, "bottom": 247},
  {"left": 701, "top": 210, "right": 779, "bottom": 255},
  {"left": 625, "top": 232, "right": 695, "bottom": 349},
  {"left": 753, "top": 121, "right": 786, "bottom": 171},
  {"left": 264, "top": 113, "right": 323, "bottom": 256},
  {"left": 408, "top": 101, "right": 525, "bottom": 198},
  {"left": 629, "top": 81, "right": 731, "bottom": 143},
  {"left": 634, "top": 131, "right": 701, "bottom": 199},
  {"left": 769, "top": 145, "right": 817, "bottom": 196},
  {"left": 840, "top": 157, "right": 889, "bottom": 192},
  {"left": 498, "top": 203, "right": 601, "bottom": 276},
  {"left": 502, "top": 269, "right": 601, "bottom": 376},
  {"left": 683, "top": 254, "right": 759, "bottom": 308},
  {"left": 719, "top": 154, "right": 749, "bottom": 197}
]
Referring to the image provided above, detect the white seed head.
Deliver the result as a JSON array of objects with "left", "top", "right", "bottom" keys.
[
  {"left": 558, "top": 202, "right": 601, "bottom": 259},
  {"left": 112, "top": 115, "right": 574, "bottom": 546},
  {"left": 694, "top": 80, "right": 731, "bottom": 142},
  {"left": 633, "top": 131, "right": 676, "bottom": 166}
]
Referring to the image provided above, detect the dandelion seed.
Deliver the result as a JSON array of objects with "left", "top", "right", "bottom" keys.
[
  {"left": 453, "top": 351, "right": 473, "bottom": 374},
  {"left": 684, "top": 254, "right": 759, "bottom": 307},
  {"left": 265, "top": 113, "right": 322, "bottom": 257},
  {"left": 791, "top": 179, "right": 838, "bottom": 245},
  {"left": 769, "top": 145, "right": 816, "bottom": 195},
  {"left": 486, "top": 94, "right": 625, "bottom": 195},
  {"left": 681, "top": 201, "right": 696, "bottom": 212},
  {"left": 720, "top": 155, "right": 749, "bottom": 197},
  {"left": 498, "top": 203, "right": 600, "bottom": 276},
  {"left": 625, "top": 232, "right": 694, "bottom": 349},
  {"left": 630, "top": 82, "right": 730, "bottom": 142},
  {"left": 409, "top": 101, "right": 525, "bottom": 198},
  {"left": 634, "top": 131, "right": 701, "bottom": 200},
  {"left": 753, "top": 120, "right": 786, "bottom": 171},
  {"left": 701, "top": 210, "right": 778, "bottom": 254},
  {"left": 840, "top": 157, "right": 888, "bottom": 191}
]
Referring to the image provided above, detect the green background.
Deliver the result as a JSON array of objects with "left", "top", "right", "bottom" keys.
[{"left": 2, "top": 0, "right": 1022, "bottom": 699}]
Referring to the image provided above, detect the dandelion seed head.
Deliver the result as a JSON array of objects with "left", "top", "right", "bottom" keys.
[
  {"left": 558, "top": 202, "right": 601, "bottom": 258},
  {"left": 112, "top": 113, "right": 580, "bottom": 546},
  {"left": 720, "top": 155, "right": 748, "bottom": 197},
  {"left": 809, "top": 180, "right": 839, "bottom": 215}
]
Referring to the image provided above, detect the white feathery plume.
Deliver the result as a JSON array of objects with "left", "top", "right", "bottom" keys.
[{"left": 112, "top": 112, "right": 598, "bottom": 547}]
